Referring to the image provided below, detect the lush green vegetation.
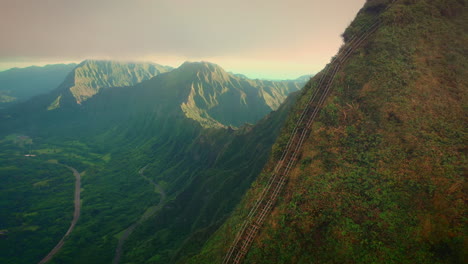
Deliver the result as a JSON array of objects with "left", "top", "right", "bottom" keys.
[
  {"left": 189, "top": 0, "right": 467, "bottom": 263},
  {"left": 121, "top": 94, "right": 298, "bottom": 264},
  {"left": 0, "top": 139, "right": 73, "bottom": 264}
]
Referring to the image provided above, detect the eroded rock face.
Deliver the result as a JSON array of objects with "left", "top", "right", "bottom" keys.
[
  {"left": 177, "top": 61, "right": 304, "bottom": 128},
  {"left": 67, "top": 60, "right": 172, "bottom": 104}
]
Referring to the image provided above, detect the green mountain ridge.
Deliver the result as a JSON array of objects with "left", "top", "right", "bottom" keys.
[{"left": 188, "top": 0, "right": 467, "bottom": 263}]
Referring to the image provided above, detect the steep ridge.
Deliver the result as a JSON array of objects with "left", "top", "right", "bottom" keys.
[
  {"left": 58, "top": 60, "right": 173, "bottom": 105},
  {"left": 0, "top": 63, "right": 76, "bottom": 108},
  {"left": 189, "top": 0, "right": 467, "bottom": 263},
  {"left": 221, "top": 7, "right": 390, "bottom": 263}
]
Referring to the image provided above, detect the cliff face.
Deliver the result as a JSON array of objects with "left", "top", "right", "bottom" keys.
[
  {"left": 188, "top": 0, "right": 467, "bottom": 263},
  {"left": 176, "top": 61, "right": 303, "bottom": 128},
  {"left": 67, "top": 60, "right": 172, "bottom": 104}
]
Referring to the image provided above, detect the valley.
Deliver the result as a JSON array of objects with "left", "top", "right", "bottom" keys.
[{"left": 0, "top": 60, "right": 303, "bottom": 264}]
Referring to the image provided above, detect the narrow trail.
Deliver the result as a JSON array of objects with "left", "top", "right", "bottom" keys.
[
  {"left": 38, "top": 165, "right": 81, "bottom": 264},
  {"left": 113, "top": 165, "right": 167, "bottom": 264},
  {"left": 223, "top": 2, "right": 397, "bottom": 263}
]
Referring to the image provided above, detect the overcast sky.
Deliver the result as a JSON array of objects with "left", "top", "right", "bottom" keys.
[{"left": 0, "top": 0, "right": 366, "bottom": 79}]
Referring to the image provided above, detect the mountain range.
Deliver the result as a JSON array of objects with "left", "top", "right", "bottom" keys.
[{"left": 1, "top": 60, "right": 305, "bottom": 135}]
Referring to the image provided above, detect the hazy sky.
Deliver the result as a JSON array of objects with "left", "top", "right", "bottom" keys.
[{"left": 0, "top": 0, "right": 366, "bottom": 79}]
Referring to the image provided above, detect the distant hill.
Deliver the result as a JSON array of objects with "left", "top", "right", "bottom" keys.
[{"left": 0, "top": 63, "right": 76, "bottom": 108}]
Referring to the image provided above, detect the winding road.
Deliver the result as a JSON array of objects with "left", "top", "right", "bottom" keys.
[
  {"left": 113, "top": 165, "right": 167, "bottom": 264},
  {"left": 38, "top": 165, "right": 81, "bottom": 264}
]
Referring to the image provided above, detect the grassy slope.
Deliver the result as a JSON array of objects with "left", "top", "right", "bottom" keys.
[
  {"left": 189, "top": 0, "right": 467, "bottom": 263},
  {"left": 120, "top": 93, "right": 298, "bottom": 264}
]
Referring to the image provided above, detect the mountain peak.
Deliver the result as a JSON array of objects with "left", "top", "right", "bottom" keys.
[{"left": 51, "top": 60, "right": 173, "bottom": 106}]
